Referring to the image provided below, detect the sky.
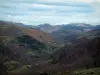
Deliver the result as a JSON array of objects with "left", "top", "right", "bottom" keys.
[{"left": 0, "top": 0, "right": 100, "bottom": 25}]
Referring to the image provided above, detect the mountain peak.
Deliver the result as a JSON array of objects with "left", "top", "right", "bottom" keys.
[{"left": 67, "top": 23, "right": 91, "bottom": 27}]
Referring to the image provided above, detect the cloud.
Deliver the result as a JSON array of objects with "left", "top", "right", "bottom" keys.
[{"left": 0, "top": 0, "right": 100, "bottom": 25}]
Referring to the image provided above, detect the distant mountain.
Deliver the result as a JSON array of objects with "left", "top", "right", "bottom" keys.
[
  {"left": 49, "top": 23, "right": 100, "bottom": 44},
  {"left": 93, "top": 25, "right": 100, "bottom": 30},
  {"left": 51, "top": 29, "right": 100, "bottom": 44},
  {"left": 36, "top": 23, "right": 100, "bottom": 32},
  {"left": 0, "top": 20, "right": 36, "bottom": 28},
  {"left": 15, "top": 23, "right": 34, "bottom": 28},
  {"left": 60, "top": 23, "right": 93, "bottom": 31},
  {"left": 36, "top": 23, "right": 62, "bottom": 33},
  {"left": 36, "top": 23, "right": 93, "bottom": 33}
]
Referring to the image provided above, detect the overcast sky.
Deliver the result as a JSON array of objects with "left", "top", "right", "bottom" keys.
[{"left": 0, "top": 0, "right": 100, "bottom": 25}]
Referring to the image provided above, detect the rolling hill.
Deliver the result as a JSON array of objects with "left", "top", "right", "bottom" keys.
[
  {"left": 0, "top": 21, "right": 54, "bottom": 67},
  {"left": 0, "top": 21, "right": 53, "bottom": 44},
  {"left": 51, "top": 37, "right": 100, "bottom": 69}
]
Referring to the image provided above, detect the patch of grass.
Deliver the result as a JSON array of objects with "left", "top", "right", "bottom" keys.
[
  {"left": 69, "top": 67, "right": 100, "bottom": 75},
  {"left": 4, "top": 61, "right": 20, "bottom": 71},
  {"left": 8, "top": 65, "right": 30, "bottom": 75}
]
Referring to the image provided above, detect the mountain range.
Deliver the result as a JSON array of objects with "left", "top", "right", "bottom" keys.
[
  {"left": 2, "top": 20, "right": 100, "bottom": 33},
  {"left": 0, "top": 20, "right": 100, "bottom": 75},
  {"left": 35, "top": 23, "right": 100, "bottom": 33}
]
